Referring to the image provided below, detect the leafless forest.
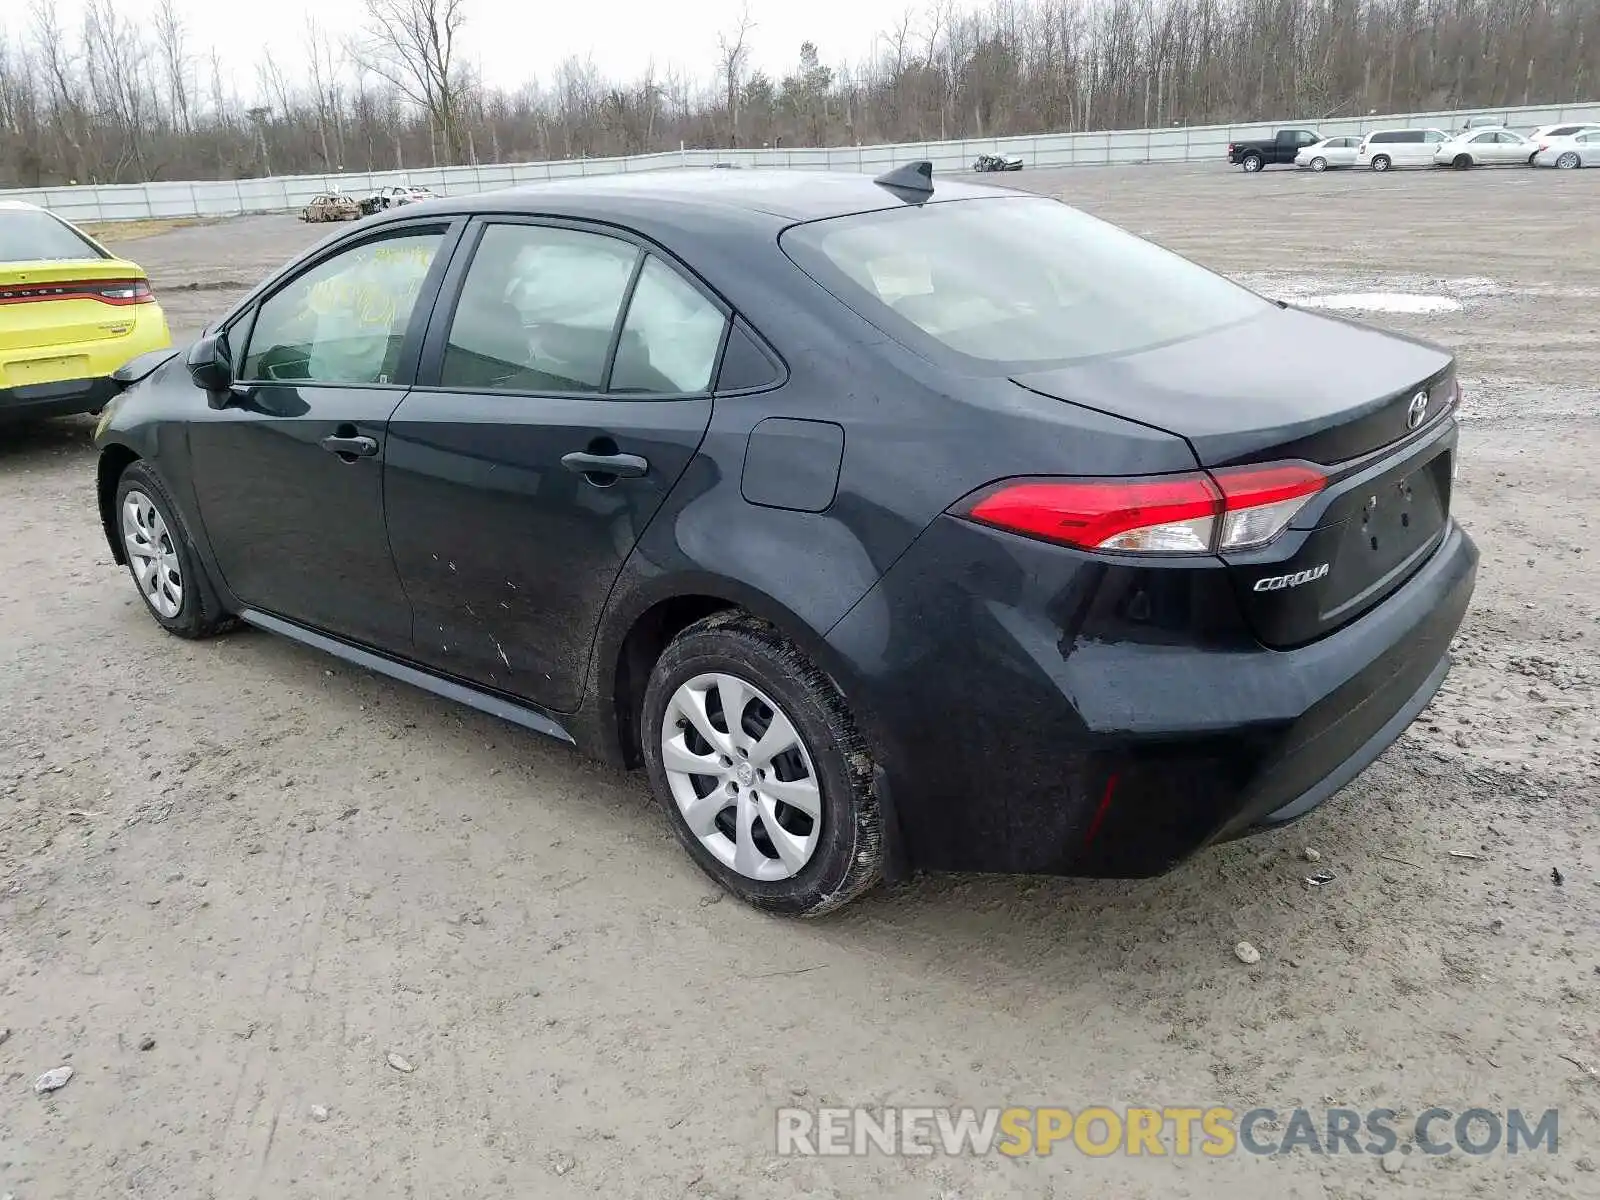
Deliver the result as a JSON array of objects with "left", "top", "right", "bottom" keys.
[{"left": 1, "top": 0, "right": 1598, "bottom": 186}]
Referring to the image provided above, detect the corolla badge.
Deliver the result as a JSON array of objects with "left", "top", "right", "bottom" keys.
[
  {"left": 1253, "top": 563, "right": 1330, "bottom": 592},
  {"left": 1406, "top": 391, "right": 1429, "bottom": 429}
]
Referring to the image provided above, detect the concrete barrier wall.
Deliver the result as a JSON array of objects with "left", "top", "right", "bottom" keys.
[{"left": 8, "top": 101, "right": 1599, "bottom": 223}]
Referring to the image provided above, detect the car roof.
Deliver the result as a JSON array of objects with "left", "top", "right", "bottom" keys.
[
  {"left": 0, "top": 199, "right": 45, "bottom": 212},
  {"left": 452, "top": 168, "right": 1015, "bottom": 223}
]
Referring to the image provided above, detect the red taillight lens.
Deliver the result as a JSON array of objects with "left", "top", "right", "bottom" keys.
[
  {"left": 968, "top": 475, "right": 1221, "bottom": 553},
  {"left": 0, "top": 278, "right": 153, "bottom": 305},
  {"left": 964, "top": 462, "right": 1327, "bottom": 556}
]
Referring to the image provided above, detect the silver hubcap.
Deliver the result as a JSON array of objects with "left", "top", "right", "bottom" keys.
[
  {"left": 121, "top": 490, "right": 183, "bottom": 619},
  {"left": 661, "top": 672, "right": 822, "bottom": 882}
]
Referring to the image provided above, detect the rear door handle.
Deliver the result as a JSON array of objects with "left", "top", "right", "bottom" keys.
[
  {"left": 561, "top": 451, "right": 649, "bottom": 479},
  {"left": 321, "top": 433, "right": 379, "bottom": 459}
]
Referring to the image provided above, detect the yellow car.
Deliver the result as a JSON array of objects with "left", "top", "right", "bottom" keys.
[{"left": 1, "top": 200, "right": 171, "bottom": 425}]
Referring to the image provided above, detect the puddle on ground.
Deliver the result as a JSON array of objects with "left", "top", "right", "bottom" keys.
[{"left": 1295, "top": 293, "right": 1464, "bottom": 314}]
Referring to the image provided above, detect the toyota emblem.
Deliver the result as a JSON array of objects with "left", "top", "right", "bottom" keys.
[{"left": 1406, "top": 392, "right": 1429, "bottom": 430}]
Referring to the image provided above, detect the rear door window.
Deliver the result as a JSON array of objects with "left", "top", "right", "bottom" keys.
[
  {"left": 440, "top": 223, "right": 639, "bottom": 393},
  {"left": 609, "top": 256, "right": 727, "bottom": 395}
]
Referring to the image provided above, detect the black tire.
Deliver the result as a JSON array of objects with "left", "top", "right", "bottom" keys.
[
  {"left": 640, "top": 611, "right": 882, "bottom": 916},
  {"left": 1241, "top": 153, "right": 1264, "bottom": 173},
  {"left": 1371, "top": 154, "right": 1392, "bottom": 172},
  {"left": 114, "top": 461, "right": 236, "bottom": 639},
  {"left": 1452, "top": 153, "right": 1473, "bottom": 169},
  {"left": 1309, "top": 156, "right": 1327, "bottom": 172}
]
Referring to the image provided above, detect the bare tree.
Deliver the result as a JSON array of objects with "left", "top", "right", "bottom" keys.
[
  {"left": 350, "top": 0, "right": 469, "bottom": 162},
  {"left": 6, "top": 0, "right": 1600, "bottom": 188},
  {"left": 153, "top": 0, "right": 190, "bottom": 135},
  {"left": 716, "top": 2, "right": 755, "bottom": 147}
]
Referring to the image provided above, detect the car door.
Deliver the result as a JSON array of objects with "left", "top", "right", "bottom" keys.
[
  {"left": 1328, "top": 137, "right": 1358, "bottom": 166},
  {"left": 383, "top": 218, "right": 725, "bottom": 711},
  {"left": 186, "top": 220, "right": 457, "bottom": 650},
  {"left": 1416, "top": 130, "right": 1447, "bottom": 165},
  {"left": 1494, "top": 131, "right": 1533, "bottom": 163}
]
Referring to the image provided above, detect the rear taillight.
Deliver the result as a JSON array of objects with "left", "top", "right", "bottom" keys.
[
  {"left": 0, "top": 278, "right": 154, "bottom": 306},
  {"left": 1226, "top": 143, "right": 1235, "bottom": 156},
  {"left": 964, "top": 462, "right": 1327, "bottom": 556},
  {"left": 1209, "top": 463, "right": 1327, "bottom": 550}
]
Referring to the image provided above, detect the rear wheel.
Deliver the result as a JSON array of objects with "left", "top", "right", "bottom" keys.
[
  {"left": 1309, "top": 156, "right": 1327, "bottom": 172},
  {"left": 115, "top": 462, "right": 235, "bottom": 639},
  {"left": 1371, "top": 154, "right": 1392, "bottom": 172},
  {"left": 1452, "top": 154, "right": 1473, "bottom": 169},
  {"left": 1557, "top": 152, "right": 1581, "bottom": 170},
  {"left": 641, "top": 612, "right": 882, "bottom": 916},
  {"left": 1241, "top": 153, "right": 1264, "bottom": 173}
]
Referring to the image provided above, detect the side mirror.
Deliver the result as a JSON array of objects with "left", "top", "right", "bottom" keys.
[{"left": 186, "top": 331, "right": 234, "bottom": 402}]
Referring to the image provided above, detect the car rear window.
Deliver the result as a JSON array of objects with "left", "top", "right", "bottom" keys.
[
  {"left": 0, "top": 208, "right": 107, "bottom": 262},
  {"left": 781, "top": 197, "right": 1268, "bottom": 369}
]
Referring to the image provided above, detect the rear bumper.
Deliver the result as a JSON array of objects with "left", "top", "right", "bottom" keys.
[
  {"left": 1, "top": 306, "right": 170, "bottom": 424},
  {"left": 0, "top": 375, "right": 121, "bottom": 424},
  {"left": 825, "top": 516, "right": 1478, "bottom": 877}
]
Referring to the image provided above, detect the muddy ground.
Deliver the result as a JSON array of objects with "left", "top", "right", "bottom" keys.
[{"left": 2, "top": 163, "right": 1597, "bottom": 1199}]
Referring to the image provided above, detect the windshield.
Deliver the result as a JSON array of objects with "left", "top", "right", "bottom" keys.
[
  {"left": 0, "top": 208, "right": 107, "bottom": 262},
  {"left": 782, "top": 197, "right": 1268, "bottom": 369}
]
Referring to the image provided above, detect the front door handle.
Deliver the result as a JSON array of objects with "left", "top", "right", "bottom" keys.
[
  {"left": 321, "top": 433, "right": 379, "bottom": 459},
  {"left": 561, "top": 450, "right": 649, "bottom": 480}
]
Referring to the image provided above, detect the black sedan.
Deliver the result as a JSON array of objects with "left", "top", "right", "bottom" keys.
[{"left": 92, "top": 164, "right": 1477, "bottom": 915}]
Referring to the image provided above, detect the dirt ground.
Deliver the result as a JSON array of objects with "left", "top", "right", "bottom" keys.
[{"left": 3, "top": 164, "right": 1598, "bottom": 1199}]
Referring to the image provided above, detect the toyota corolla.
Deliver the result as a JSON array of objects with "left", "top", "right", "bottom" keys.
[{"left": 92, "top": 165, "right": 1477, "bottom": 915}]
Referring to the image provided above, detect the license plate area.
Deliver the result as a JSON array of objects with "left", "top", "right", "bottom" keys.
[
  {"left": 1339, "top": 450, "right": 1450, "bottom": 580},
  {"left": 5, "top": 355, "right": 91, "bottom": 387}
]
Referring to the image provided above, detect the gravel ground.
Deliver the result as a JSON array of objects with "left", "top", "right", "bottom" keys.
[{"left": 2, "top": 163, "right": 1598, "bottom": 1199}]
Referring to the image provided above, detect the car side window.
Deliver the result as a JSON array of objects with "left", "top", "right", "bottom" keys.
[
  {"left": 240, "top": 231, "right": 443, "bottom": 385},
  {"left": 609, "top": 256, "right": 728, "bottom": 395},
  {"left": 441, "top": 223, "right": 639, "bottom": 393},
  {"left": 1423, "top": 131, "right": 1445, "bottom": 144}
]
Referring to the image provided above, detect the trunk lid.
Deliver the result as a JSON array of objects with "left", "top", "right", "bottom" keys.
[
  {"left": 0, "top": 259, "right": 152, "bottom": 352},
  {"left": 1011, "top": 307, "right": 1458, "bottom": 647},
  {"left": 1010, "top": 307, "right": 1452, "bottom": 468}
]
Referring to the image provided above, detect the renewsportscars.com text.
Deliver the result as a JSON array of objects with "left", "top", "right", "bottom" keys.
[{"left": 776, "top": 1105, "right": 1559, "bottom": 1159}]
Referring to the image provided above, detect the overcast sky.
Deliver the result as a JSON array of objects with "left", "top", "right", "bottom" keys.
[{"left": 42, "top": 0, "right": 950, "bottom": 97}]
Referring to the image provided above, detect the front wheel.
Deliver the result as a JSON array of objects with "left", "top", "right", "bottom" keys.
[
  {"left": 1452, "top": 154, "right": 1473, "bottom": 169},
  {"left": 641, "top": 612, "right": 883, "bottom": 916},
  {"left": 114, "top": 462, "right": 235, "bottom": 639},
  {"left": 1557, "top": 152, "right": 1581, "bottom": 170},
  {"left": 1241, "top": 153, "right": 1263, "bottom": 173},
  {"left": 1371, "top": 154, "right": 1392, "bottom": 172},
  {"left": 1309, "top": 157, "right": 1327, "bottom": 172}
]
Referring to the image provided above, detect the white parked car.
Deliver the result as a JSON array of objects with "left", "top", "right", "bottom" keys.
[
  {"left": 1528, "top": 123, "right": 1600, "bottom": 150},
  {"left": 1356, "top": 128, "right": 1449, "bottom": 171},
  {"left": 1532, "top": 129, "right": 1600, "bottom": 169},
  {"left": 1295, "top": 136, "right": 1362, "bottom": 171},
  {"left": 1432, "top": 128, "right": 1536, "bottom": 168}
]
